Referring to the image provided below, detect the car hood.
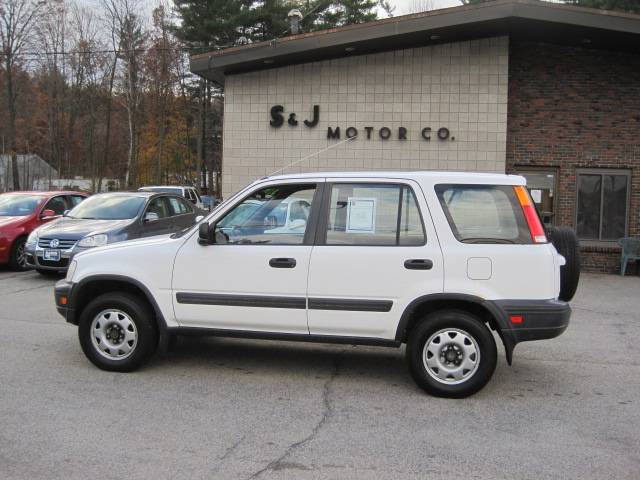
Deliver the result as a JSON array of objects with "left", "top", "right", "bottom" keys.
[
  {"left": 74, "top": 233, "right": 174, "bottom": 259},
  {"left": 0, "top": 216, "right": 28, "bottom": 229},
  {"left": 35, "top": 218, "right": 133, "bottom": 239}
]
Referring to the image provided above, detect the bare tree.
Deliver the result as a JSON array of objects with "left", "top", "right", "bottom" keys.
[
  {"left": 68, "top": 3, "right": 104, "bottom": 190},
  {"left": 146, "top": 3, "right": 175, "bottom": 184},
  {"left": 103, "top": 0, "right": 146, "bottom": 188},
  {"left": 0, "top": 0, "right": 45, "bottom": 190},
  {"left": 36, "top": 0, "right": 68, "bottom": 183}
]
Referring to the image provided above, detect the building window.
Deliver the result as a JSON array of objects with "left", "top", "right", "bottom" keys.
[
  {"left": 516, "top": 169, "right": 557, "bottom": 227},
  {"left": 576, "top": 169, "right": 630, "bottom": 241}
]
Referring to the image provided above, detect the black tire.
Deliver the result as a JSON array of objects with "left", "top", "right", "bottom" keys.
[
  {"left": 547, "top": 226, "right": 580, "bottom": 302},
  {"left": 406, "top": 310, "right": 497, "bottom": 398},
  {"left": 78, "top": 292, "right": 158, "bottom": 372},
  {"left": 8, "top": 236, "right": 28, "bottom": 271}
]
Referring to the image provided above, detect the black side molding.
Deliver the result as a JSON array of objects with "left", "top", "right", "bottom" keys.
[
  {"left": 176, "top": 292, "right": 306, "bottom": 309},
  {"left": 176, "top": 293, "right": 393, "bottom": 312},
  {"left": 308, "top": 297, "right": 392, "bottom": 312}
]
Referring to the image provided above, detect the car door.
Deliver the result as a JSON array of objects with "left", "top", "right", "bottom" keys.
[
  {"left": 140, "top": 196, "right": 174, "bottom": 237},
  {"left": 307, "top": 178, "right": 444, "bottom": 340},
  {"left": 172, "top": 179, "right": 323, "bottom": 333}
]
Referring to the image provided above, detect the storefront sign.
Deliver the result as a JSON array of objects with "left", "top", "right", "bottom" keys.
[{"left": 270, "top": 105, "right": 454, "bottom": 141}]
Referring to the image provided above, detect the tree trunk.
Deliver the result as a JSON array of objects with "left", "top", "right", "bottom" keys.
[
  {"left": 205, "top": 81, "right": 214, "bottom": 195},
  {"left": 5, "top": 58, "right": 20, "bottom": 191},
  {"left": 197, "top": 79, "right": 206, "bottom": 192},
  {"left": 155, "top": 97, "right": 167, "bottom": 184},
  {"left": 99, "top": 55, "right": 117, "bottom": 193}
]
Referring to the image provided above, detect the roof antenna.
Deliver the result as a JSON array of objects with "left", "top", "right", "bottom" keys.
[{"left": 267, "top": 134, "right": 358, "bottom": 177}]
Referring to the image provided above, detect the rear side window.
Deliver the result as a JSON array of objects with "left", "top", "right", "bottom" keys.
[
  {"left": 435, "top": 184, "right": 531, "bottom": 244},
  {"left": 168, "top": 196, "right": 192, "bottom": 215},
  {"left": 68, "top": 195, "right": 86, "bottom": 207},
  {"left": 325, "top": 183, "right": 426, "bottom": 246},
  {"left": 146, "top": 197, "right": 172, "bottom": 219}
]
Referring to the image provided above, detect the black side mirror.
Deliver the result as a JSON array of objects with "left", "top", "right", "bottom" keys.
[{"left": 198, "top": 222, "right": 214, "bottom": 245}]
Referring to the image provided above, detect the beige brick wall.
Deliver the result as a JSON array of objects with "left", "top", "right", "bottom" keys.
[{"left": 222, "top": 36, "right": 509, "bottom": 197}]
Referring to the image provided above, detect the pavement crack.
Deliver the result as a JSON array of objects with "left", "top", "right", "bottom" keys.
[
  {"left": 219, "top": 434, "right": 246, "bottom": 462},
  {"left": 572, "top": 305, "right": 640, "bottom": 319},
  {"left": 246, "top": 355, "right": 342, "bottom": 479}
]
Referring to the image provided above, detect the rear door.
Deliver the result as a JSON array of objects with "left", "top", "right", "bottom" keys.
[{"left": 307, "top": 178, "right": 444, "bottom": 340}]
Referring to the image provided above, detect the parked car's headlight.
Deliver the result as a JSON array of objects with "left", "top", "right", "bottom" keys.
[
  {"left": 26, "top": 230, "right": 38, "bottom": 247},
  {"left": 78, "top": 234, "right": 108, "bottom": 248},
  {"left": 66, "top": 260, "right": 77, "bottom": 281}
]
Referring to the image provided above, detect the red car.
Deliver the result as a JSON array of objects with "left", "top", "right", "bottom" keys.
[{"left": 0, "top": 191, "right": 88, "bottom": 271}]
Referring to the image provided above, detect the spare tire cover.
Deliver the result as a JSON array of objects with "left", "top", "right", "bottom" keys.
[{"left": 547, "top": 226, "right": 580, "bottom": 302}]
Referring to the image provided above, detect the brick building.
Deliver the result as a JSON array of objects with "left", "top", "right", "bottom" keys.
[{"left": 191, "top": 0, "right": 640, "bottom": 273}]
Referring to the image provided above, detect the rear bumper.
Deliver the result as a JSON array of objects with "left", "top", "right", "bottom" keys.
[
  {"left": 54, "top": 279, "right": 77, "bottom": 324},
  {"left": 486, "top": 299, "right": 571, "bottom": 364}
]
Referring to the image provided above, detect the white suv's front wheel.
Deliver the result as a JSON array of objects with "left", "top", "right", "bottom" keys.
[
  {"left": 78, "top": 293, "right": 158, "bottom": 372},
  {"left": 407, "top": 310, "right": 497, "bottom": 398}
]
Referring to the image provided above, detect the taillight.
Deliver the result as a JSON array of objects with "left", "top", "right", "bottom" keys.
[{"left": 514, "top": 186, "right": 547, "bottom": 244}]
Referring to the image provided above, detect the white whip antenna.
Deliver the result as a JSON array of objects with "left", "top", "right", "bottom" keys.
[{"left": 267, "top": 134, "right": 358, "bottom": 177}]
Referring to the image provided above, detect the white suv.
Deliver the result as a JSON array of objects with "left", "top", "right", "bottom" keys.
[{"left": 55, "top": 172, "right": 578, "bottom": 398}]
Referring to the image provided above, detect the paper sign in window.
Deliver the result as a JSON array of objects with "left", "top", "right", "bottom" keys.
[
  {"left": 530, "top": 189, "right": 542, "bottom": 204},
  {"left": 346, "top": 197, "right": 376, "bottom": 233}
]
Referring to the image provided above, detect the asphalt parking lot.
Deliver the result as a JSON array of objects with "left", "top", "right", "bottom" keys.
[{"left": 0, "top": 269, "right": 638, "bottom": 480}]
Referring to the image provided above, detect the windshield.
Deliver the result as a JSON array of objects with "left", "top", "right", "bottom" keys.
[
  {"left": 68, "top": 195, "right": 146, "bottom": 220},
  {"left": 0, "top": 194, "right": 45, "bottom": 216}
]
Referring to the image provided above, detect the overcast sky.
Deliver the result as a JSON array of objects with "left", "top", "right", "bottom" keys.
[{"left": 386, "top": 0, "right": 464, "bottom": 16}]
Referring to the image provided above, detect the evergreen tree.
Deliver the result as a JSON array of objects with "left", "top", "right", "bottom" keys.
[{"left": 172, "top": 0, "right": 249, "bottom": 51}]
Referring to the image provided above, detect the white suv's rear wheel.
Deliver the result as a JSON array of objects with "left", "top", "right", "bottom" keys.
[
  {"left": 407, "top": 310, "right": 497, "bottom": 398},
  {"left": 78, "top": 293, "right": 158, "bottom": 372}
]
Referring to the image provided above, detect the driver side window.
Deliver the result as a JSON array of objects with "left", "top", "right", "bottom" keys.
[
  {"left": 215, "top": 184, "right": 316, "bottom": 245},
  {"left": 43, "top": 196, "right": 67, "bottom": 216}
]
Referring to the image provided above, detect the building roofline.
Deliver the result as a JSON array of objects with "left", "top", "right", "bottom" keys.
[{"left": 190, "top": 0, "right": 640, "bottom": 85}]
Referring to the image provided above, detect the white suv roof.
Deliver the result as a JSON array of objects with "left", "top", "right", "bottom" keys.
[{"left": 263, "top": 171, "right": 526, "bottom": 186}]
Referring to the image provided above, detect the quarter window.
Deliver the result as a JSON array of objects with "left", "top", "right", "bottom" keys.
[
  {"left": 325, "top": 183, "right": 425, "bottom": 246},
  {"left": 577, "top": 170, "right": 629, "bottom": 241},
  {"left": 435, "top": 184, "right": 531, "bottom": 244},
  {"left": 214, "top": 184, "right": 316, "bottom": 245}
]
